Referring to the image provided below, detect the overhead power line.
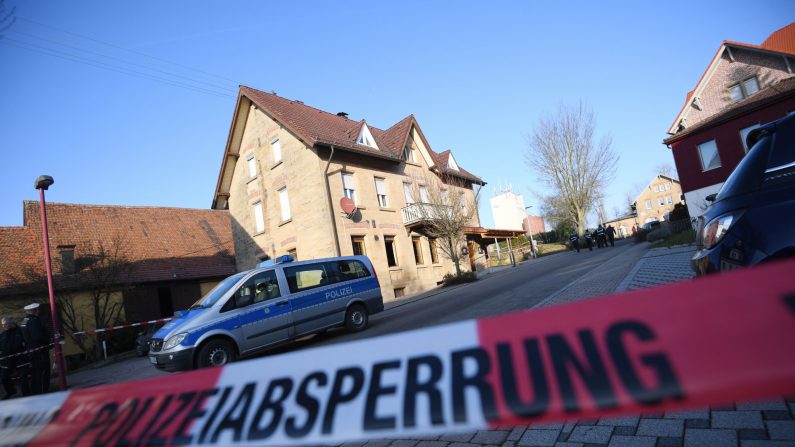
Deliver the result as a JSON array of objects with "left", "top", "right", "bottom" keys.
[{"left": 17, "top": 16, "right": 240, "bottom": 85}]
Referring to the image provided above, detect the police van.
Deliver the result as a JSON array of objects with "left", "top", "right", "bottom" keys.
[{"left": 148, "top": 255, "right": 383, "bottom": 371}]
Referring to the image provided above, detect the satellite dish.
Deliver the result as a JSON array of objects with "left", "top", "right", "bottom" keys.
[{"left": 340, "top": 197, "right": 357, "bottom": 218}]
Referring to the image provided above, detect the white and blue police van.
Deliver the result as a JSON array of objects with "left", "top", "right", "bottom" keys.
[{"left": 148, "top": 255, "right": 383, "bottom": 371}]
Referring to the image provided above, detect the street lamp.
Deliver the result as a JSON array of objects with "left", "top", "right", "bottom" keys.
[
  {"left": 34, "top": 175, "right": 68, "bottom": 390},
  {"left": 524, "top": 206, "right": 537, "bottom": 259}
]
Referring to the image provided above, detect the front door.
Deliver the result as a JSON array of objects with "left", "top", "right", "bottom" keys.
[{"left": 234, "top": 270, "right": 293, "bottom": 353}]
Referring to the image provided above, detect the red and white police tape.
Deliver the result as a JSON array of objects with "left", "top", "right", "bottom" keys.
[
  {"left": 0, "top": 343, "right": 55, "bottom": 362},
  {"left": 67, "top": 317, "right": 172, "bottom": 336},
  {"left": 1, "top": 259, "right": 794, "bottom": 447}
]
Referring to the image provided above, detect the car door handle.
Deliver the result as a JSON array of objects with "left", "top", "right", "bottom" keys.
[{"left": 276, "top": 300, "right": 289, "bottom": 306}]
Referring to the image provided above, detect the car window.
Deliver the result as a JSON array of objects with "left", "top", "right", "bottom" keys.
[
  {"left": 285, "top": 262, "right": 340, "bottom": 293},
  {"left": 337, "top": 260, "right": 371, "bottom": 281},
  {"left": 716, "top": 134, "right": 771, "bottom": 201},
  {"left": 765, "top": 118, "right": 795, "bottom": 177},
  {"left": 221, "top": 270, "right": 280, "bottom": 312}
]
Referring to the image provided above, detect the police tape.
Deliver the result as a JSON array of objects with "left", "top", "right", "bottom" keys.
[
  {"left": 0, "top": 343, "right": 55, "bottom": 362},
  {"left": 1, "top": 258, "right": 794, "bottom": 447},
  {"left": 67, "top": 317, "right": 172, "bottom": 336}
]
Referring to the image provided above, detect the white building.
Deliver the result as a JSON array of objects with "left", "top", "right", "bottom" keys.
[{"left": 490, "top": 189, "right": 526, "bottom": 230}]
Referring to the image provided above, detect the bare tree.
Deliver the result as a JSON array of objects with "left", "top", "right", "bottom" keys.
[
  {"left": 410, "top": 173, "right": 480, "bottom": 276},
  {"left": 525, "top": 101, "right": 618, "bottom": 235},
  {"left": 655, "top": 163, "right": 676, "bottom": 179},
  {"left": 4, "top": 236, "right": 136, "bottom": 361}
]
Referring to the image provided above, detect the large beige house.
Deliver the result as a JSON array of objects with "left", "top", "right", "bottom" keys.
[{"left": 212, "top": 87, "right": 519, "bottom": 301}]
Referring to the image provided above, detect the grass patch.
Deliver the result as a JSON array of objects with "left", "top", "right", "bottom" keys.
[
  {"left": 537, "top": 243, "right": 568, "bottom": 256},
  {"left": 652, "top": 230, "right": 696, "bottom": 248}
]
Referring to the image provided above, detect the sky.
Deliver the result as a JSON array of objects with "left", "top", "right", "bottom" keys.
[{"left": 0, "top": 1, "right": 792, "bottom": 230}]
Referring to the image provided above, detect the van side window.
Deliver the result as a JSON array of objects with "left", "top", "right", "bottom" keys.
[
  {"left": 338, "top": 260, "right": 371, "bottom": 281},
  {"left": 222, "top": 270, "right": 281, "bottom": 312},
  {"left": 285, "top": 262, "right": 340, "bottom": 293}
]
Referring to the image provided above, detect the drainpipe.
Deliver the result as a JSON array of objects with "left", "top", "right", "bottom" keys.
[{"left": 323, "top": 145, "right": 341, "bottom": 256}]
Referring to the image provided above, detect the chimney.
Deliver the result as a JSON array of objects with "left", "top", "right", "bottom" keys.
[{"left": 337, "top": 112, "right": 349, "bottom": 118}]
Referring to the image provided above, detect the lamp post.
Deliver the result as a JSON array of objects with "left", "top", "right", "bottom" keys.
[
  {"left": 524, "top": 206, "right": 537, "bottom": 259},
  {"left": 34, "top": 175, "right": 67, "bottom": 390}
]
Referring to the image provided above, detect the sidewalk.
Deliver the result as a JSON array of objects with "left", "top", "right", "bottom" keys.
[{"left": 357, "top": 244, "right": 795, "bottom": 447}]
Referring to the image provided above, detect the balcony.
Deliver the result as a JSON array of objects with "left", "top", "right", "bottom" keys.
[{"left": 402, "top": 203, "right": 441, "bottom": 226}]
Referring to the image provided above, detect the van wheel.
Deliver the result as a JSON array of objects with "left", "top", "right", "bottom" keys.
[
  {"left": 197, "top": 339, "right": 236, "bottom": 368},
  {"left": 345, "top": 304, "right": 368, "bottom": 332}
]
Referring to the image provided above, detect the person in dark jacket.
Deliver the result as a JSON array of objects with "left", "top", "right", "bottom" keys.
[
  {"left": 569, "top": 232, "right": 580, "bottom": 253},
  {"left": 584, "top": 230, "right": 594, "bottom": 251},
  {"left": 606, "top": 225, "right": 616, "bottom": 247},
  {"left": 1, "top": 317, "right": 31, "bottom": 399},
  {"left": 596, "top": 225, "right": 606, "bottom": 248},
  {"left": 20, "top": 303, "right": 51, "bottom": 395}
]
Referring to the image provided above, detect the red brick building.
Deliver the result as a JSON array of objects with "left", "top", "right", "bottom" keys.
[
  {"left": 664, "top": 23, "right": 795, "bottom": 218},
  {"left": 0, "top": 202, "right": 236, "bottom": 361}
]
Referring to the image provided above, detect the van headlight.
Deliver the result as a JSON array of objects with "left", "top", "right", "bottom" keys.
[
  {"left": 163, "top": 333, "right": 187, "bottom": 350},
  {"left": 702, "top": 211, "right": 743, "bottom": 249}
]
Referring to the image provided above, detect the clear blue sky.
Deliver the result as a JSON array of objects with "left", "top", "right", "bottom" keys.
[{"left": 0, "top": 1, "right": 792, "bottom": 229}]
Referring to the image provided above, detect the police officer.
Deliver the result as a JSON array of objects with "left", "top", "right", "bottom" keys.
[
  {"left": 569, "top": 231, "right": 580, "bottom": 253},
  {"left": 20, "top": 303, "right": 51, "bottom": 395},
  {"left": 1, "top": 317, "right": 31, "bottom": 399},
  {"left": 606, "top": 225, "right": 616, "bottom": 247},
  {"left": 596, "top": 225, "right": 606, "bottom": 248},
  {"left": 584, "top": 229, "right": 594, "bottom": 251}
]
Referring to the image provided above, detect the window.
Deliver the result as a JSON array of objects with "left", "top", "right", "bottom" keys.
[
  {"left": 253, "top": 202, "right": 265, "bottom": 233},
  {"left": 740, "top": 124, "right": 761, "bottom": 153},
  {"left": 728, "top": 76, "right": 760, "bottom": 102},
  {"left": 460, "top": 193, "right": 467, "bottom": 215},
  {"left": 665, "top": 183, "right": 672, "bottom": 191},
  {"left": 384, "top": 236, "right": 398, "bottom": 267},
  {"left": 697, "top": 140, "right": 722, "bottom": 171},
  {"left": 412, "top": 237, "right": 424, "bottom": 265},
  {"left": 342, "top": 173, "right": 356, "bottom": 204},
  {"left": 252, "top": 271, "right": 281, "bottom": 304},
  {"left": 338, "top": 259, "right": 371, "bottom": 281},
  {"left": 645, "top": 199, "right": 652, "bottom": 210},
  {"left": 285, "top": 263, "right": 334, "bottom": 293},
  {"left": 658, "top": 197, "right": 665, "bottom": 206},
  {"left": 403, "top": 183, "right": 414, "bottom": 204},
  {"left": 374, "top": 177, "right": 388, "bottom": 208},
  {"left": 441, "top": 190, "right": 449, "bottom": 205},
  {"left": 279, "top": 188, "right": 291, "bottom": 221},
  {"left": 653, "top": 185, "right": 659, "bottom": 192},
  {"left": 394, "top": 288, "right": 405, "bottom": 298},
  {"left": 419, "top": 186, "right": 430, "bottom": 203},
  {"left": 666, "top": 195, "right": 673, "bottom": 204},
  {"left": 247, "top": 155, "right": 257, "bottom": 178},
  {"left": 272, "top": 138, "right": 282, "bottom": 164},
  {"left": 429, "top": 238, "right": 439, "bottom": 264},
  {"left": 351, "top": 236, "right": 366, "bottom": 256}
]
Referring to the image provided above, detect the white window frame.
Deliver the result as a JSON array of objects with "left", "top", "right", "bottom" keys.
[
  {"left": 645, "top": 200, "right": 652, "bottom": 210},
  {"left": 374, "top": 177, "right": 388, "bottom": 208},
  {"left": 697, "top": 139, "right": 722, "bottom": 171},
  {"left": 419, "top": 186, "right": 430, "bottom": 203},
  {"left": 658, "top": 197, "right": 665, "bottom": 206},
  {"left": 653, "top": 185, "right": 659, "bottom": 192},
  {"left": 253, "top": 202, "right": 265, "bottom": 233},
  {"left": 739, "top": 124, "right": 761, "bottom": 153},
  {"left": 279, "top": 188, "right": 291, "bottom": 222},
  {"left": 666, "top": 195, "right": 673, "bottom": 205},
  {"left": 728, "top": 76, "right": 760, "bottom": 102},
  {"left": 247, "top": 155, "right": 257, "bottom": 178},
  {"left": 272, "top": 138, "right": 282, "bottom": 164},
  {"left": 342, "top": 173, "right": 357, "bottom": 205},
  {"left": 403, "top": 183, "right": 414, "bottom": 205},
  {"left": 459, "top": 192, "right": 467, "bottom": 215}
]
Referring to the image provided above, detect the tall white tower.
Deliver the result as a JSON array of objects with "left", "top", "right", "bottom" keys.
[{"left": 490, "top": 187, "right": 526, "bottom": 230}]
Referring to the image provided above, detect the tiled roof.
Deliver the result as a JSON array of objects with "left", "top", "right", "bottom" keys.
[
  {"left": 667, "top": 22, "right": 795, "bottom": 134},
  {"left": 664, "top": 76, "right": 795, "bottom": 144},
  {"left": 429, "top": 149, "right": 484, "bottom": 185},
  {"left": 238, "top": 86, "right": 484, "bottom": 184},
  {"left": 0, "top": 202, "right": 236, "bottom": 295}
]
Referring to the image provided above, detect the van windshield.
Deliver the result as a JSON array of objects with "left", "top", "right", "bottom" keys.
[{"left": 189, "top": 272, "right": 247, "bottom": 309}]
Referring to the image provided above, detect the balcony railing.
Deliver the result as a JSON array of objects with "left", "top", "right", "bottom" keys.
[{"left": 401, "top": 203, "right": 450, "bottom": 225}]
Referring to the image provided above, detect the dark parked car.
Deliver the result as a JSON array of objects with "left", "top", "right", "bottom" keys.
[
  {"left": 135, "top": 323, "right": 164, "bottom": 357},
  {"left": 692, "top": 113, "right": 795, "bottom": 275}
]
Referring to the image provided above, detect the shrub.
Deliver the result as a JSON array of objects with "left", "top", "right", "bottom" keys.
[
  {"left": 647, "top": 225, "right": 671, "bottom": 242},
  {"left": 442, "top": 271, "right": 477, "bottom": 287},
  {"left": 634, "top": 229, "right": 650, "bottom": 242}
]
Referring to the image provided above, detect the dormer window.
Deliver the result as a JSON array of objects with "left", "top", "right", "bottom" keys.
[
  {"left": 356, "top": 124, "right": 378, "bottom": 149},
  {"left": 728, "top": 76, "right": 760, "bottom": 102},
  {"left": 446, "top": 153, "right": 460, "bottom": 171}
]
